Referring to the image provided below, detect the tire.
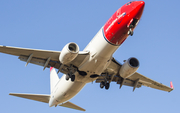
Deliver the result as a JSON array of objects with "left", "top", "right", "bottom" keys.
[
  {"left": 130, "top": 30, "right": 133, "bottom": 36},
  {"left": 100, "top": 81, "right": 105, "bottom": 89},
  {"left": 71, "top": 75, "right": 75, "bottom": 82},
  {"left": 128, "top": 29, "right": 133, "bottom": 36},
  {"left": 66, "top": 75, "right": 70, "bottom": 80},
  {"left": 105, "top": 83, "right": 110, "bottom": 90}
]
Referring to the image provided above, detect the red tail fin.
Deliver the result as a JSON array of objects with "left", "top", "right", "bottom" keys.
[
  {"left": 50, "top": 67, "right": 53, "bottom": 72},
  {"left": 170, "top": 81, "right": 174, "bottom": 89}
]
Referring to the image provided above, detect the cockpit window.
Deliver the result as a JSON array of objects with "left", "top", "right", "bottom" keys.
[{"left": 126, "top": 1, "right": 134, "bottom": 5}]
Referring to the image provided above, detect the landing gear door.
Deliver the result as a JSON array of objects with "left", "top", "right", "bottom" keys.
[{"left": 127, "top": 18, "right": 139, "bottom": 28}]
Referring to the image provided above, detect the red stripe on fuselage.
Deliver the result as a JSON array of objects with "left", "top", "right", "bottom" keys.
[{"left": 103, "top": 1, "right": 145, "bottom": 46}]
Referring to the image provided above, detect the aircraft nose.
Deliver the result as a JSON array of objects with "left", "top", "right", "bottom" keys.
[
  {"left": 139, "top": 1, "right": 145, "bottom": 9},
  {"left": 137, "top": 1, "right": 145, "bottom": 10},
  {"left": 133, "top": 1, "right": 145, "bottom": 19}
]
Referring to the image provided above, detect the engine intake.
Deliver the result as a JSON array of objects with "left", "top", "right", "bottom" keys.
[
  {"left": 59, "top": 42, "right": 79, "bottom": 64},
  {"left": 119, "top": 57, "right": 139, "bottom": 78}
]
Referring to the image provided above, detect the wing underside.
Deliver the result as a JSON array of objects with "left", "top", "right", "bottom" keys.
[
  {"left": 0, "top": 45, "right": 89, "bottom": 73},
  {"left": 0, "top": 45, "right": 173, "bottom": 92},
  {"left": 96, "top": 58, "right": 173, "bottom": 92}
]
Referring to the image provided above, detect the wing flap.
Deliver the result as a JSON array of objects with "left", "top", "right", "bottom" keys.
[
  {"left": 9, "top": 93, "right": 50, "bottom": 103},
  {"left": 60, "top": 101, "right": 86, "bottom": 111},
  {"left": 19, "top": 55, "right": 46, "bottom": 66}
]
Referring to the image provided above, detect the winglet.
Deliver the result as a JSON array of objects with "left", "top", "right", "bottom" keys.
[
  {"left": 170, "top": 81, "right": 174, "bottom": 89},
  {"left": 50, "top": 67, "right": 53, "bottom": 72}
]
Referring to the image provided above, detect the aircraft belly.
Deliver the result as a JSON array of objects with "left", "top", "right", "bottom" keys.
[
  {"left": 78, "top": 27, "right": 119, "bottom": 83},
  {"left": 59, "top": 83, "right": 85, "bottom": 103},
  {"left": 55, "top": 76, "right": 86, "bottom": 103},
  {"left": 84, "top": 27, "right": 119, "bottom": 57}
]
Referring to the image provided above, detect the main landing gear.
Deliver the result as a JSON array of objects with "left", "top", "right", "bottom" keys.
[
  {"left": 66, "top": 74, "right": 75, "bottom": 82},
  {"left": 65, "top": 65, "right": 76, "bottom": 82},
  {"left": 64, "top": 64, "right": 87, "bottom": 82},
  {"left": 99, "top": 72, "right": 112, "bottom": 90},
  {"left": 100, "top": 81, "right": 110, "bottom": 90}
]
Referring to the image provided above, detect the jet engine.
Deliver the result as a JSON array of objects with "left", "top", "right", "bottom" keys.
[
  {"left": 119, "top": 57, "right": 139, "bottom": 78},
  {"left": 59, "top": 42, "right": 79, "bottom": 64}
]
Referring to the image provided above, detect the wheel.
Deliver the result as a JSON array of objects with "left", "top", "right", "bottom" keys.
[
  {"left": 130, "top": 30, "right": 133, "bottom": 36},
  {"left": 128, "top": 29, "right": 133, "bottom": 36},
  {"left": 105, "top": 83, "right": 110, "bottom": 90},
  {"left": 100, "top": 81, "right": 105, "bottom": 89},
  {"left": 71, "top": 75, "right": 75, "bottom": 82},
  {"left": 66, "top": 74, "right": 70, "bottom": 80}
]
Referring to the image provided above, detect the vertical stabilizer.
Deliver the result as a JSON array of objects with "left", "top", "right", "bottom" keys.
[{"left": 50, "top": 67, "right": 59, "bottom": 93}]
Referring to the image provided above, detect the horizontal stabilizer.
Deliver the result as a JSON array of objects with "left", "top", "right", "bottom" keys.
[
  {"left": 60, "top": 101, "right": 86, "bottom": 111},
  {"left": 9, "top": 93, "right": 50, "bottom": 103},
  {"left": 10, "top": 93, "right": 85, "bottom": 111}
]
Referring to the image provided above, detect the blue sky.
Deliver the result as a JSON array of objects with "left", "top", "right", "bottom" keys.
[{"left": 0, "top": 0, "right": 179, "bottom": 112}]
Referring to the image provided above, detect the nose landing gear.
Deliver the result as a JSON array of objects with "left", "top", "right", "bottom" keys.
[
  {"left": 127, "top": 18, "right": 139, "bottom": 36},
  {"left": 128, "top": 28, "right": 133, "bottom": 36}
]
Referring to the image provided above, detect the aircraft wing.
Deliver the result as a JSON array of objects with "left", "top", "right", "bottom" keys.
[
  {"left": 96, "top": 58, "right": 174, "bottom": 92},
  {"left": 0, "top": 45, "right": 89, "bottom": 73}
]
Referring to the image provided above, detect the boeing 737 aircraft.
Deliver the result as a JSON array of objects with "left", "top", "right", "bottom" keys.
[{"left": 0, "top": 1, "right": 174, "bottom": 111}]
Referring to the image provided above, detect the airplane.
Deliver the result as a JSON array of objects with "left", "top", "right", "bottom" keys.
[{"left": 0, "top": 1, "right": 174, "bottom": 111}]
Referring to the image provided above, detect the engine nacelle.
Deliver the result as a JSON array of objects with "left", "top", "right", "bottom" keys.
[
  {"left": 59, "top": 42, "right": 79, "bottom": 64},
  {"left": 119, "top": 57, "right": 139, "bottom": 78}
]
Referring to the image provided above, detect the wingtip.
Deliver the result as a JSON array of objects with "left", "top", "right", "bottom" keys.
[{"left": 170, "top": 81, "right": 174, "bottom": 89}]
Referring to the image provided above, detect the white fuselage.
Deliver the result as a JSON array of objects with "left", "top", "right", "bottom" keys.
[{"left": 49, "top": 27, "right": 119, "bottom": 107}]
